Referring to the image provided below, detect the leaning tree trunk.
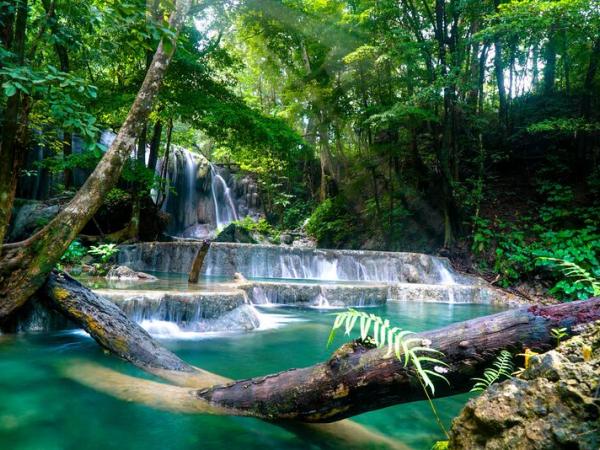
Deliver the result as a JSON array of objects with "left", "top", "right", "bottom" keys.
[
  {"left": 0, "top": 0, "right": 192, "bottom": 320},
  {"left": 40, "top": 272, "right": 600, "bottom": 423}
]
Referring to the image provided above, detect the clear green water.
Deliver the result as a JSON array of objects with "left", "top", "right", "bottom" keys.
[{"left": 0, "top": 302, "right": 503, "bottom": 450}]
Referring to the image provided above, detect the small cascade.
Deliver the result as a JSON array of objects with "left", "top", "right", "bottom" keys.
[
  {"left": 313, "top": 292, "right": 331, "bottom": 308},
  {"left": 153, "top": 148, "right": 258, "bottom": 238},
  {"left": 432, "top": 259, "right": 456, "bottom": 303},
  {"left": 210, "top": 164, "right": 239, "bottom": 229}
]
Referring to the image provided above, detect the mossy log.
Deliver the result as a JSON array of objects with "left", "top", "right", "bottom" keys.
[{"left": 43, "top": 270, "right": 226, "bottom": 387}]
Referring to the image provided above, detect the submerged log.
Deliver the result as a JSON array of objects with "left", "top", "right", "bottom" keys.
[
  {"left": 196, "top": 297, "right": 600, "bottom": 422},
  {"left": 42, "top": 271, "right": 600, "bottom": 423},
  {"left": 42, "top": 271, "right": 407, "bottom": 449}
]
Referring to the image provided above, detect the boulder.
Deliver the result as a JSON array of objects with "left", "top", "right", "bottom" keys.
[
  {"left": 9, "top": 200, "right": 59, "bottom": 242},
  {"left": 214, "top": 222, "right": 257, "bottom": 244},
  {"left": 449, "top": 321, "right": 600, "bottom": 450},
  {"left": 106, "top": 266, "right": 158, "bottom": 282}
]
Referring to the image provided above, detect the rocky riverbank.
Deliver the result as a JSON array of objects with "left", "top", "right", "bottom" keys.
[{"left": 449, "top": 319, "right": 600, "bottom": 449}]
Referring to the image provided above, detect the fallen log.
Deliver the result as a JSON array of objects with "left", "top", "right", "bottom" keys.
[
  {"left": 195, "top": 298, "right": 599, "bottom": 422},
  {"left": 42, "top": 270, "right": 407, "bottom": 449},
  {"left": 43, "top": 270, "right": 227, "bottom": 388},
  {"left": 41, "top": 271, "right": 600, "bottom": 423}
]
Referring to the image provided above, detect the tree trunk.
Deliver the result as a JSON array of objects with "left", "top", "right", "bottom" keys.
[
  {"left": 196, "top": 298, "right": 600, "bottom": 422},
  {"left": 188, "top": 240, "right": 210, "bottom": 283},
  {"left": 0, "top": 0, "right": 28, "bottom": 245},
  {"left": 543, "top": 31, "right": 557, "bottom": 94},
  {"left": 0, "top": 0, "right": 192, "bottom": 319},
  {"left": 148, "top": 119, "right": 162, "bottom": 173},
  {"left": 41, "top": 272, "right": 600, "bottom": 423}
]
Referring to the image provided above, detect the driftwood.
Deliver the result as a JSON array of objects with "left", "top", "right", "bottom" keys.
[
  {"left": 188, "top": 240, "right": 211, "bottom": 283},
  {"left": 42, "top": 271, "right": 600, "bottom": 423}
]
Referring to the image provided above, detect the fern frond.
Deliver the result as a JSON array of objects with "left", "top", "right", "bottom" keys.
[
  {"left": 328, "top": 309, "right": 448, "bottom": 395},
  {"left": 470, "top": 350, "right": 514, "bottom": 392}
]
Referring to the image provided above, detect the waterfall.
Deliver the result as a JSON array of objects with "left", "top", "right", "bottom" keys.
[
  {"left": 432, "top": 259, "right": 456, "bottom": 303},
  {"left": 210, "top": 164, "right": 239, "bottom": 229},
  {"left": 152, "top": 147, "right": 248, "bottom": 238}
]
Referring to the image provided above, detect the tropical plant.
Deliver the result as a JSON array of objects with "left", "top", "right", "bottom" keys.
[
  {"left": 88, "top": 244, "right": 120, "bottom": 263},
  {"left": 328, "top": 309, "right": 451, "bottom": 438},
  {"left": 470, "top": 350, "right": 514, "bottom": 392},
  {"left": 538, "top": 257, "right": 600, "bottom": 297},
  {"left": 60, "top": 240, "right": 87, "bottom": 264},
  {"left": 551, "top": 327, "right": 569, "bottom": 347},
  {"left": 328, "top": 309, "right": 449, "bottom": 395}
]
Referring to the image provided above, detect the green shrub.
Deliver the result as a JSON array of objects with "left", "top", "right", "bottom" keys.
[
  {"left": 282, "top": 199, "right": 315, "bottom": 230},
  {"left": 60, "top": 240, "right": 87, "bottom": 264},
  {"left": 232, "top": 216, "right": 277, "bottom": 238},
  {"left": 305, "top": 196, "right": 357, "bottom": 247},
  {"left": 88, "top": 243, "right": 119, "bottom": 263}
]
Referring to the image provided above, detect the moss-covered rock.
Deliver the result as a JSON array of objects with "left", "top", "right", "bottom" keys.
[{"left": 449, "top": 321, "right": 600, "bottom": 449}]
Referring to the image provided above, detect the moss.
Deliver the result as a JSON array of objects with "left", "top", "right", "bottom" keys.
[{"left": 53, "top": 287, "right": 71, "bottom": 301}]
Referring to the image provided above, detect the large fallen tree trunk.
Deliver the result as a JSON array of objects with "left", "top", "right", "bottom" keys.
[
  {"left": 44, "top": 270, "right": 227, "bottom": 388},
  {"left": 42, "top": 270, "right": 407, "bottom": 449},
  {"left": 196, "top": 298, "right": 600, "bottom": 422},
  {"left": 42, "top": 271, "right": 600, "bottom": 423}
]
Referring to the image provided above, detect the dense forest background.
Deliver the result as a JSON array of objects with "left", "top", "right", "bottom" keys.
[{"left": 1, "top": 0, "right": 599, "bottom": 300}]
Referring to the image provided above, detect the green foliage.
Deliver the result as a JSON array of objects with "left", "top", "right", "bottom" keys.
[
  {"left": 470, "top": 350, "right": 514, "bottom": 392},
  {"left": 305, "top": 197, "right": 358, "bottom": 248},
  {"left": 60, "top": 240, "right": 87, "bottom": 264},
  {"left": 431, "top": 442, "right": 449, "bottom": 450},
  {"left": 103, "top": 188, "right": 132, "bottom": 208},
  {"left": 231, "top": 216, "right": 277, "bottom": 238},
  {"left": 281, "top": 199, "right": 315, "bottom": 230},
  {"left": 88, "top": 244, "right": 119, "bottom": 263},
  {"left": 328, "top": 309, "right": 449, "bottom": 395},
  {"left": 538, "top": 258, "right": 600, "bottom": 298}
]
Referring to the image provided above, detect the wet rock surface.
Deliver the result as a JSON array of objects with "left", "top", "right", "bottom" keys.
[
  {"left": 449, "top": 321, "right": 600, "bottom": 450},
  {"left": 106, "top": 266, "right": 158, "bottom": 281}
]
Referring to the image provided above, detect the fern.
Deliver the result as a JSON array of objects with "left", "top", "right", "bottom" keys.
[
  {"left": 328, "top": 309, "right": 449, "bottom": 395},
  {"left": 470, "top": 350, "right": 514, "bottom": 392},
  {"left": 538, "top": 257, "right": 600, "bottom": 296}
]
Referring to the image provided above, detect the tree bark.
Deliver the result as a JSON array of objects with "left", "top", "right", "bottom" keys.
[
  {"left": 188, "top": 240, "right": 211, "bottom": 283},
  {"left": 147, "top": 119, "right": 162, "bottom": 173},
  {"left": 0, "top": 0, "right": 192, "bottom": 319},
  {"left": 41, "top": 272, "right": 600, "bottom": 423},
  {"left": 196, "top": 298, "right": 600, "bottom": 422}
]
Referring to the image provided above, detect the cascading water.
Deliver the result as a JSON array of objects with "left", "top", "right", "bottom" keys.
[
  {"left": 210, "top": 164, "right": 239, "bottom": 229},
  {"left": 153, "top": 147, "right": 254, "bottom": 238}
]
